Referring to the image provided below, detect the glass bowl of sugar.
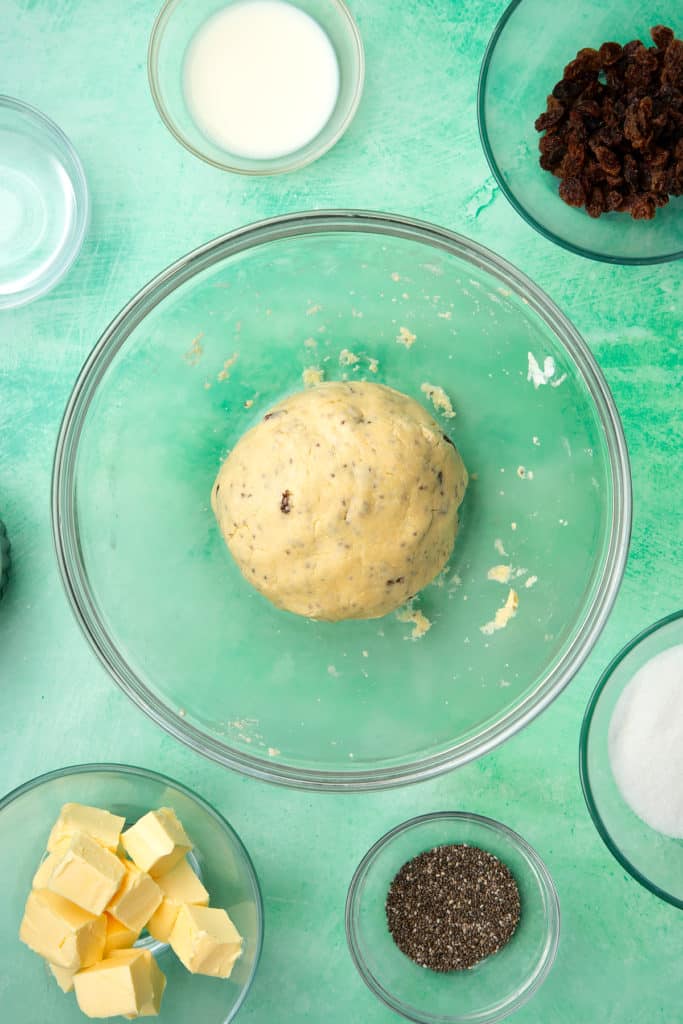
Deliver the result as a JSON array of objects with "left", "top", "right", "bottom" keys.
[
  {"left": 580, "top": 610, "right": 683, "bottom": 908},
  {"left": 148, "top": 0, "right": 364, "bottom": 174}
]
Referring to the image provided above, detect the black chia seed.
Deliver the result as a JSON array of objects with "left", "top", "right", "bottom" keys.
[{"left": 385, "top": 844, "right": 521, "bottom": 972}]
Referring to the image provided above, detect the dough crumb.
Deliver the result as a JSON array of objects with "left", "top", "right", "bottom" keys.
[
  {"left": 525, "top": 575, "right": 538, "bottom": 589},
  {"left": 306, "top": 304, "right": 322, "bottom": 315},
  {"left": 396, "top": 604, "right": 432, "bottom": 640},
  {"left": 487, "top": 564, "right": 512, "bottom": 584},
  {"left": 203, "top": 381, "right": 212, "bottom": 390},
  {"left": 494, "top": 538, "right": 508, "bottom": 556},
  {"left": 420, "top": 382, "right": 456, "bottom": 418},
  {"left": 183, "top": 332, "right": 204, "bottom": 366},
  {"left": 244, "top": 399, "right": 254, "bottom": 409},
  {"left": 511, "top": 521, "right": 517, "bottom": 530},
  {"left": 437, "top": 311, "right": 452, "bottom": 320},
  {"left": 302, "top": 366, "right": 325, "bottom": 387},
  {"left": 367, "top": 357, "right": 379, "bottom": 374},
  {"left": 267, "top": 747, "right": 281, "bottom": 757},
  {"left": 362, "top": 650, "right": 369, "bottom": 658},
  {"left": 517, "top": 465, "right": 534, "bottom": 480},
  {"left": 352, "top": 308, "right": 363, "bottom": 318},
  {"left": 304, "top": 337, "right": 317, "bottom": 349},
  {"left": 396, "top": 326, "right": 416, "bottom": 349},
  {"left": 551, "top": 374, "right": 567, "bottom": 388},
  {"left": 217, "top": 352, "right": 239, "bottom": 382},
  {"left": 327, "top": 664, "right": 340, "bottom": 678},
  {"left": 480, "top": 589, "right": 519, "bottom": 635},
  {"left": 339, "top": 348, "right": 360, "bottom": 366},
  {"left": 391, "top": 272, "right": 401, "bottom": 282},
  {"left": 527, "top": 352, "right": 556, "bottom": 388},
  {"left": 532, "top": 436, "right": 541, "bottom": 446}
]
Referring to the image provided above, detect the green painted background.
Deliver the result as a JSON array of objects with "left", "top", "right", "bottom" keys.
[{"left": 1, "top": 1, "right": 681, "bottom": 1021}]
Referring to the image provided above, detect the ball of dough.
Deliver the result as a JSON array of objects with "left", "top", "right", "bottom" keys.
[{"left": 212, "top": 381, "right": 467, "bottom": 621}]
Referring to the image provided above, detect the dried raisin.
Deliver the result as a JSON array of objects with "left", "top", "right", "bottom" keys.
[{"left": 535, "top": 25, "right": 683, "bottom": 219}]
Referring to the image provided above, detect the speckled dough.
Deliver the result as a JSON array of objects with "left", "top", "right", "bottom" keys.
[{"left": 212, "top": 381, "right": 468, "bottom": 620}]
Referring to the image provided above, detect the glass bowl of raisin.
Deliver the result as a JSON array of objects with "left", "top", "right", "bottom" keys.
[{"left": 478, "top": 1, "right": 683, "bottom": 264}]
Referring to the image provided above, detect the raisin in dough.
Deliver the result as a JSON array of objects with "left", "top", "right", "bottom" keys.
[{"left": 212, "top": 381, "right": 467, "bottom": 621}]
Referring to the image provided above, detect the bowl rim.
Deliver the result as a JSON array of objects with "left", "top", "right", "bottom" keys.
[
  {"left": 0, "top": 761, "right": 265, "bottom": 1021},
  {"left": 0, "top": 94, "right": 90, "bottom": 309},
  {"left": 51, "top": 208, "right": 632, "bottom": 792},
  {"left": 147, "top": 0, "right": 365, "bottom": 175},
  {"left": 476, "top": 1, "right": 683, "bottom": 267},
  {"left": 578, "top": 608, "right": 683, "bottom": 910},
  {"left": 344, "top": 811, "right": 561, "bottom": 1024}
]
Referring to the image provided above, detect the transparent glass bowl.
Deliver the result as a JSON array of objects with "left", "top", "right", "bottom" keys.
[
  {"left": 0, "top": 763, "right": 263, "bottom": 1022},
  {"left": 580, "top": 610, "right": 683, "bottom": 908},
  {"left": 0, "top": 96, "right": 89, "bottom": 308},
  {"left": 478, "top": 0, "right": 683, "bottom": 264},
  {"left": 0, "top": 518, "right": 10, "bottom": 601},
  {"left": 148, "top": 0, "right": 364, "bottom": 174},
  {"left": 52, "top": 210, "right": 631, "bottom": 791},
  {"left": 345, "top": 813, "right": 560, "bottom": 1023}
]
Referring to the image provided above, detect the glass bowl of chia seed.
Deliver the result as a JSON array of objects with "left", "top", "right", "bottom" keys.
[{"left": 345, "top": 812, "right": 560, "bottom": 1023}]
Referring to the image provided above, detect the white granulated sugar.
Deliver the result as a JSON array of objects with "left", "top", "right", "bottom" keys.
[{"left": 608, "top": 644, "right": 683, "bottom": 838}]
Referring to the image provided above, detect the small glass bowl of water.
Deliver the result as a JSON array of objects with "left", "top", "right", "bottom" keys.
[
  {"left": 0, "top": 96, "right": 89, "bottom": 309},
  {"left": 148, "top": 0, "right": 364, "bottom": 175}
]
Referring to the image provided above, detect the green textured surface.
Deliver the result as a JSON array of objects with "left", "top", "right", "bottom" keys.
[{"left": 0, "top": 1, "right": 681, "bottom": 1022}]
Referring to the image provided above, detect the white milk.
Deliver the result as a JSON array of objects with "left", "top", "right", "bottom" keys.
[{"left": 184, "top": 0, "right": 340, "bottom": 160}]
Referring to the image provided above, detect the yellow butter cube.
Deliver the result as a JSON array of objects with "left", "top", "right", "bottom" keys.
[
  {"left": 32, "top": 851, "right": 61, "bottom": 889},
  {"left": 107, "top": 861, "right": 162, "bottom": 933},
  {"left": 48, "top": 832, "right": 126, "bottom": 916},
  {"left": 48, "top": 803, "right": 125, "bottom": 853},
  {"left": 121, "top": 808, "right": 192, "bottom": 878},
  {"left": 169, "top": 904, "right": 243, "bottom": 978},
  {"left": 114, "top": 949, "right": 167, "bottom": 1018},
  {"left": 74, "top": 948, "right": 166, "bottom": 1019},
  {"left": 19, "top": 889, "right": 106, "bottom": 970},
  {"left": 49, "top": 962, "right": 78, "bottom": 993},
  {"left": 157, "top": 856, "right": 209, "bottom": 905},
  {"left": 147, "top": 857, "right": 209, "bottom": 942},
  {"left": 103, "top": 912, "right": 140, "bottom": 955},
  {"left": 146, "top": 898, "right": 180, "bottom": 943}
]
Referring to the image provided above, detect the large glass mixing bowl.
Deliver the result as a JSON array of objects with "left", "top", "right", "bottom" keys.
[{"left": 52, "top": 211, "right": 631, "bottom": 790}]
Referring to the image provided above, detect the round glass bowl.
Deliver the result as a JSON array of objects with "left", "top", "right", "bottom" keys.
[
  {"left": 580, "top": 610, "right": 683, "bottom": 908},
  {"left": 478, "top": 0, "right": 683, "bottom": 264},
  {"left": 52, "top": 210, "right": 631, "bottom": 791},
  {"left": 345, "top": 813, "right": 560, "bottom": 1024},
  {"left": 0, "top": 518, "right": 10, "bottom": 601},
  {"left": 0, "top": 763, "right": 263, "bottom": 1022},
  {"left": 0, "top": 96, "right": 89, "bottom": 308},
  {"left": 148, "top": 0, "right": 364, "bottom": 174}
]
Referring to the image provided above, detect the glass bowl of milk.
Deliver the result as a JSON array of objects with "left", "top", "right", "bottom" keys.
[
  {"left": 580, "top": 610, "right": 683, "bottom": 909},
  {"left": 148, "top": 0, "right": 364, "bottom": 174}
]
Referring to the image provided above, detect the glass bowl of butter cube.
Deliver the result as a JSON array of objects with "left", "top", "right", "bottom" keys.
[{"left": 0, "top": 763, "right": 263, "bottom": 1022}]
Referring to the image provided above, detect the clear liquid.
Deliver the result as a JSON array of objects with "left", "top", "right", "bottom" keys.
[{"left": 0, "top": 127, "right": 78, "bottom": 300}]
